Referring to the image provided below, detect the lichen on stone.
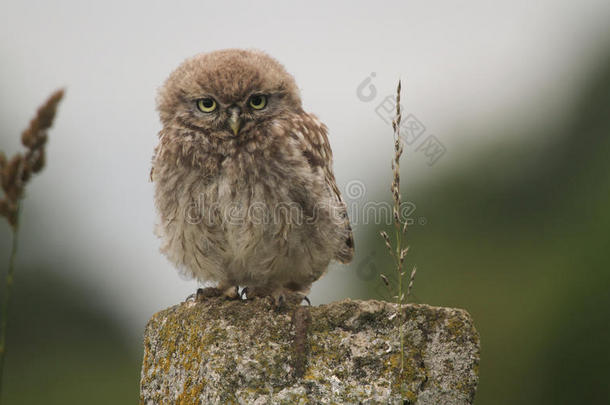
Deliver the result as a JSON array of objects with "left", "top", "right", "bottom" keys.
[{"left": 140, "top": 298, "right": 480, "bottom": 405}]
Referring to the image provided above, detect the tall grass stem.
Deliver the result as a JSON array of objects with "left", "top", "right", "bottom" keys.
[{"left": 0, "top": 204, "right": 20, "bottom": 404}]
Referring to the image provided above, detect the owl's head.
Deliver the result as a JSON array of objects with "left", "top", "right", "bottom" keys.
[{"left": 157, "top": 49, "right": 301, "bottom": 138}]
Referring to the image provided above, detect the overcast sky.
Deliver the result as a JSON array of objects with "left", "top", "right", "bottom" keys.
[{"left": 1, "top": 0, "right": 609, "bottom": 339}]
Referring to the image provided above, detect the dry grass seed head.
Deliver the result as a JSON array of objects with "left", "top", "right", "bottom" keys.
[{"left": 0, "top": 89, "right": 64, "bottom": 229}]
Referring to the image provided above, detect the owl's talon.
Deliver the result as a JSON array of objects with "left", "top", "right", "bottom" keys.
[
  {"left": 195, "top": 287, "right": 222, "bottom": 302},
  {"left": 221, "top": 285, "right": 240, "bottom": 300}
]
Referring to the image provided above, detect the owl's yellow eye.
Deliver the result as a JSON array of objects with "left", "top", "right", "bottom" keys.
[
  {"left": 249, "top": 95, "right": 267, "bottom": 110},
  {"left": 197, "top": 98, "right": 217, "bottom": 113}
]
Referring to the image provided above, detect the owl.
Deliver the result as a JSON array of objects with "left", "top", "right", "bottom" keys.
[{"left": 151, "top": 49, "right": 353, "bottom": 306}]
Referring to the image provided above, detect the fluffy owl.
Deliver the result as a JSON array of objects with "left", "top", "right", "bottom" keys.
[{"left": 151, "top": 49, "right": 353, "bottom": 306}]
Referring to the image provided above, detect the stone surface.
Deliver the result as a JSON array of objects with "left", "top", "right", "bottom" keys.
[{"left": 140, "top": 298, "right": 480, "bottom": 404}]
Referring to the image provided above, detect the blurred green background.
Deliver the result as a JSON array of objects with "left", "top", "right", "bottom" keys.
[
  {"left": 353, "top": 51, "right": 610, "bottom": 404},
  {"left": 1, "top": 1, "right": 610, "bottom": 404}
]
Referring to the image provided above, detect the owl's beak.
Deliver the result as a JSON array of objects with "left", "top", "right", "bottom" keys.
[{"left": 227, "top": 108, "right": 242, "bottom": 136}]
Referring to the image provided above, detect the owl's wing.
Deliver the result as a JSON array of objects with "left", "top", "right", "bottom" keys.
[{"left": 297, "top": 113, "right": 354, "bottom": 264}]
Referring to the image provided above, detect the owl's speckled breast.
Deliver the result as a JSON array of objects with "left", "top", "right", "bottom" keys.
[{"left": 154, "top": 138, "right": 335, "bottom": 290}]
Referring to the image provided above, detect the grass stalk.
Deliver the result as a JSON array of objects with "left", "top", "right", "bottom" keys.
[
  {"left": 0, "top": 206, "right": 19, "bottom": 403},
  {"left": 380, "top": 80, "right": 420, "bottom": 394},
  {"left": 0, "top": 89, "right": 63, "bottom": 401}
]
